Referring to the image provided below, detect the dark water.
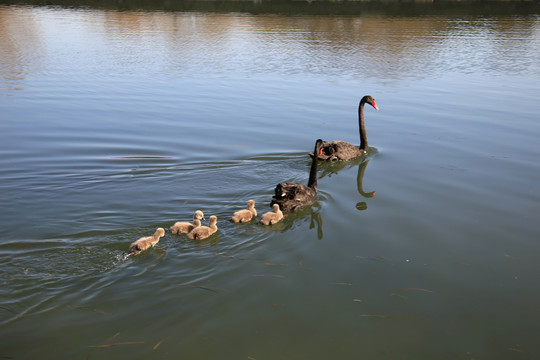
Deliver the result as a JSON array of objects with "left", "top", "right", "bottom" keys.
[{"left": 1, "top": 2, "right": 540, "bottom": 359}]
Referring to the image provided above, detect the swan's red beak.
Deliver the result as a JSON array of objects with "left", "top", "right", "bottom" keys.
[
  {"left": 319, "top": 148, "right": 324, "bottom": 155},
  {"left": 371, "top": 101, "right": 379, "bottom": 111}
]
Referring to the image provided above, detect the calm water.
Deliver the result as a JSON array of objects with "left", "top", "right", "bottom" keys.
[{"left": 1, "top": 1, "right": 540, "bottom": 359}]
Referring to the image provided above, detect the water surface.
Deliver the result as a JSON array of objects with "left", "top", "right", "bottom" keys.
[{"left": 1, "top": 2, "right": 540, "bottom": 359}]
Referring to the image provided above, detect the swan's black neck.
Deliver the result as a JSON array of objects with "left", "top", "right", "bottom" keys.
[
  {"left": 308, "top": 140, "right": 322, "bottom": 190},
  {"left": 359, "top": 98, "right": 368, "bottom": 151}
]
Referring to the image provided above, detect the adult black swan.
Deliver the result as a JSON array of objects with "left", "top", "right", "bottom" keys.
[
  {"left": 317, "top": 95, "right": 378, "bottom": 161},
  {"left": 271, "top": 139, "right": 323, "bottom": 212}
]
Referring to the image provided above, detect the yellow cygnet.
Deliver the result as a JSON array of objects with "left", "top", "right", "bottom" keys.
[
  {"left": 170, "top": 210, "right": 205, "bottom": 234},
  {"left": 187, "top": 215, "right": 218, "bottom": 240},
  {"left": 231, "top": 200, "right": 257, "bottom": 223},
  {"left": 260, "top": 204, "right": 284, "bottom": 225},
  {"left": 128, "top": 228, "right": 165, "bottom": 255}
]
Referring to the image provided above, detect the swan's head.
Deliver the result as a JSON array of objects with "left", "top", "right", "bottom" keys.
[
  {"left": 272, "top": 204, "right": 281, "bottom": 212},
  {"left": 208, "top": 215, "right": 218, "bottom": 226},
  {"left": 248, "top": 199, "right": 255, "bottom": 207},
  {"left": 364, "top": 95, "right": 379, "bottom": 111},
  {"left": 194, "top": 210, "right": 205, "bottom": 221},
  {"left": 313, "top": 139, "right": 324, "bottom": 156}
]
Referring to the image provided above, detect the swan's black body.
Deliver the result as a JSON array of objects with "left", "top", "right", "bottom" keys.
[
  {"left": 271, "top": 139, "right": 323, "bottom": 212},
  {"left": 317, "top": 95, "right": 378, "bottom": 161}
]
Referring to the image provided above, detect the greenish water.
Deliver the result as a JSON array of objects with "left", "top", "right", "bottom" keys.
[{"left": 1, "top": 2, "right": 540, "bottom": 359}]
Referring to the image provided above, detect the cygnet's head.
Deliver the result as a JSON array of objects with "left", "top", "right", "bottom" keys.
[{"left": 194, "top": 210, "right": 205, "bottom": 220}]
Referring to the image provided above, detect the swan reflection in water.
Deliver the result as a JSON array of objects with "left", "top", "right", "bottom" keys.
[
  {"left": 355, "top": 159, "right": 376, "bottom": 211},
  {"left": 317, "top": 150, "right": 376, "bottom": 211}
]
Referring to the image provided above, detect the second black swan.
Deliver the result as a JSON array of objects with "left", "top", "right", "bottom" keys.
[
  {"left": 317, "top": 95, "right": 378, "bottom": 161},
  {"left": 271, "top": 139, "right": 323, "bottom": 212}
]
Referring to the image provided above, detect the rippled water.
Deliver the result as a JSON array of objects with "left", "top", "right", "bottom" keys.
[{"left": 1, "top": 2, "right": 540, "bottom": 359}]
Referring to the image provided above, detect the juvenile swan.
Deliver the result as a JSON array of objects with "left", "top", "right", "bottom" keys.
[
  {"left": 170, "top": 210, "right": 205, "bottom": 234},
  {"left": 260, "top": 204, "right": 284, "bottom": 225},
  {"left": 128, "top": 228, "right": 165, "bottom": 255},
  {"left": 188, "top": 215, "right": 218, "bottom": 240},
  {"left": 316, "top": 95, "right": 379, "bottom": 161},
  {"left": 271, "top": 139, "right": 323, "bottom": 212},
  {"left": 231, "top": 200, "right": 257, "bottom": 223}
]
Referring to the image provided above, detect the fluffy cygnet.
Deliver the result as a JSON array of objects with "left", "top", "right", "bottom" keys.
[
  {"left": 231, "top": 200, "right": 257, "bottom": 223},
  {"left": 260, "top": 204, "right": 284, "bottom": 225},
  {"left": 128, "top": 228, "right": 165, "bottom": 255},
  {"left": 170, "top": 210, "right": 205, "bottom": 234},
  {"left": 187, "top": 215, "right": 218, "bottom": 240}
]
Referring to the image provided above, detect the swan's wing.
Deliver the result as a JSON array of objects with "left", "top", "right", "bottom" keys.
[
  {"left": 271, "top": 183, "right": 316, "bottom": 212},
  {"left": 317, "top": 141, "right": 363, "bottom": 161}
]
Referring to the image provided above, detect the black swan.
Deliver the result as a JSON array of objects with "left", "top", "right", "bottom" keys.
[
  {"left": 260, "top": 203, "right": 284, "bottom": 225},
  {"left": 170, "top": 210, "right": 205, "bottom": 234},
  {"left": 271, "top": 139, "right": 323, "bottom": 212},
  {"left": 317, "top": 95, "right": 378, "bottom": 161},
  {"left": 128, "top": 228, "right": 165, "bottom": 255},
  {"left": 231, "top": 200, "right": 257, "bottom": 223},
  {"left": 188, "top": 215, "right": 218, "bottom": 240}
]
